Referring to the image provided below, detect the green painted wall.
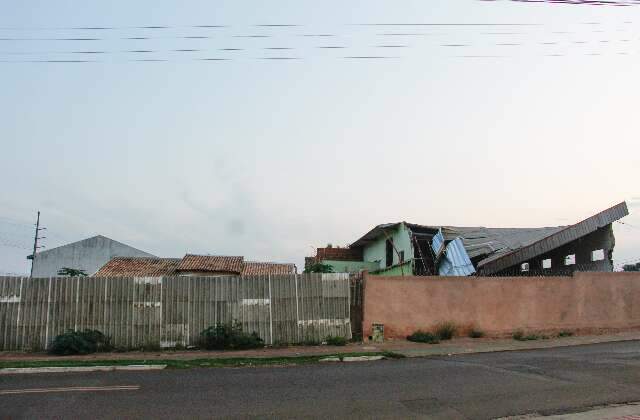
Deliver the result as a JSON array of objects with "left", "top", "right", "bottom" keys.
[
  {"left": 363, "top": 223, "right": 414, "bottom": 270},
  {"left": 370, "top": 260, "right": 413, "bottom": 276},
  {"left": 322, "top": 260, "right": 379, "bottom": 274}
]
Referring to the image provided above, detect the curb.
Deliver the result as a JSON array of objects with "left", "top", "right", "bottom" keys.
[
  {"left": 320, "top": 355, "right": 385, "bottom": 363},
  {"left": 0, "top": 365, "right": 167, "bottom": 375},
  {"left": 394, "top": 337, "right": 640, "bottom": 359}
]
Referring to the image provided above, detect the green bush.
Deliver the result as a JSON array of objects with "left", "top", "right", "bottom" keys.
[
  {"left": 49, "top": 329, "right": 112, "bottom": 355},
  {"left": 200, "top": 321, "right": 263, "bottom": 350},
  {"left": 513, "top": 330, "right": 540, "bottom": 341},
  {"left": 325, "top": 336, "right": 347, "bottom": 346},
  {"left": 468, "top": 328, "right": 485, "bottom": 339},
  {"left": 434, "top": 322, "right": 457, "bottom": 340},
  {"left": 407, "top": 330, "right": 440, "bottom": 344}
]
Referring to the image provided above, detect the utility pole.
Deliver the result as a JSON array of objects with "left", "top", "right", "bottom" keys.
[{"left": 29, "top": 211, "right": 46, "bottom": 278}]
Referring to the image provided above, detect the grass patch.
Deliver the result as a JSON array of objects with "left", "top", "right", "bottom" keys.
[
  {"left": 407, "top": 331, "right": 440, "bottom": 344},
  {"left": 434, "top": 322, "right": 457, "bottom": 341},
  {"left": 0, "top": 352, "right": 403, "bottom": 371}
]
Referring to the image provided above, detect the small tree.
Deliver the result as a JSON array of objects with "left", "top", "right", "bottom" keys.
[
  {"left": 304, "top": 262, "right": 334, "bottom": 273},
  {"left": 57, "top": 267, "right": 88, "bottom": 277}
]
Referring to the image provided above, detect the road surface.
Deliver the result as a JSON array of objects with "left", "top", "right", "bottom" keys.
[{"left": 2, "top": 340, "right": 640, "bottom": 419}]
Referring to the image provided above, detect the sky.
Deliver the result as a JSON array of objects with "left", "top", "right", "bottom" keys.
[{"left": 1, "top": 0, "right": 639, "bottom": 274}]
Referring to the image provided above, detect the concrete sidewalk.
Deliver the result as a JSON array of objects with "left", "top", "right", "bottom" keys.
[
  {"left": 502, "top": 402, "right": 640, "bottom": 419},
  {"left": 1, "top": 331, "right": 639, "bottom": 362}
]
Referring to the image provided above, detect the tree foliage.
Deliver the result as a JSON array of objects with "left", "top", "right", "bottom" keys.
[
  {"left": 304, "top": 262, "right": 334, "bottom": 273},
  {"left": 57, "top": 267, "right": 88, "bottom": 277}
]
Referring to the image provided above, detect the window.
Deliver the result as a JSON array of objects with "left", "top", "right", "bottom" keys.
[
  {"left": 542, "top": 259, "right": 552, "bottom": 269},
  {"left": 565, "top": 254, "right": 576, "bottom": 266},
  {"left": 386, "top": 239, "right": 394, "bottom": 267},
  {"left": 591, "top": 249, "right": 605, "bottom": 261},
  {"left": 521, "top": 263, "right": 530, "bottom": 272}
]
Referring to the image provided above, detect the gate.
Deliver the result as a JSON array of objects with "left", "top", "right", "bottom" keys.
[{"left": 349, "top": 273, "right": 364, "bottom": 341}]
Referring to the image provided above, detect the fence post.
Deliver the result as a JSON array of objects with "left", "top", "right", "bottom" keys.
[
  {"left": 44, "top": 277, "right": 52, "bottom": 350},
  {"left": 294, "top": 273, "right": 300, "bottom": 344},
  {"left": 268, "top": 274, "right": 273, "bottom": 345},
  {"left": 15, "top": 277, "right": 24, "bottom": 349}
]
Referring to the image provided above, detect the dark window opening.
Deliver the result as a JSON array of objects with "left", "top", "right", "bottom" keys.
[
  {"left": 399, "top": 250, "right": 405, "bottom": 264},
  {"left": 386, "top": 239, "right": 394, "bottom": 267}
]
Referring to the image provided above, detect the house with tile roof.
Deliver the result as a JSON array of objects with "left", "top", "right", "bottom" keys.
[{"left": 94, "top": 254, "right": 296, "bottom": 277}]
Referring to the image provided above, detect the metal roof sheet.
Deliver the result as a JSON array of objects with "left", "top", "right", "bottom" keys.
[
  {"left": 477, "top": 201, "right": 629, "bottom": 275},
  {"left": 438, "top": 238, "right": 476, "bottom": 276}
]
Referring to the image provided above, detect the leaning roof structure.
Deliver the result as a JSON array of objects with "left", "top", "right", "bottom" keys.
[{"left": 350, "top": 202, "right": 629, "bottom": 275}]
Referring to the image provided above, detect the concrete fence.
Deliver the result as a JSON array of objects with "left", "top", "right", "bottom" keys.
[
  {"left": 363, "top": 271, "right": 640, "bottom": 340},
  {"left": 0, "top": 274, "right": 351, "bottom": 351}
]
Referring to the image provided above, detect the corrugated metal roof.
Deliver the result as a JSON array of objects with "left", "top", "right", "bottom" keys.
[
  {"left": 243, "top": 262, "right": 296, "bottom": 275},
  {"left": 477, "top": 201, "right": 629, "bottom": 275},
  {"left": 94, "top": 257, "right": 180, "bottom": 277},
  {"left": 440, "top": 226, "right": 565, "bottom": 260},
  {"left": 176, "top": 254, "right": 244, "bottom": 274},
  {"left": 438, "top": 238, "right": 476, "bottom": 276}
]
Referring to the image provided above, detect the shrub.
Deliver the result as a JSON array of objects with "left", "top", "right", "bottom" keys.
[
  {"left": 407, "top": 330, "right": 440, "bottom": 344},
  {"left": 513, "top": 330, "right": 540, "bottom": 341},
  {"left": 434, "top": 322, "right": 457, "bottom": 340},
  {"left": 325, "top": 336, "right": 347, "bottom": 346},
  {"left": 557, "top": 330, "right": 574, "bottom": 338},
  {"left": 49, "top": 329, "right": 112, "bottom": 355},
  {"left": 468, "top": 328, "right": 485, "bottom": 339},
  {"left": 200, "top": 321, "right": 263, "bottom": 350}
]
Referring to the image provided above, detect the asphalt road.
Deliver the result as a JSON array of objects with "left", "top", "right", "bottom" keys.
[{"left": 2, "top": 341, "right": 640, "bottom": 419}]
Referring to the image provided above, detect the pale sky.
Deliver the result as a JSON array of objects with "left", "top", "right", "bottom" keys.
[{"left": 1, "top": 0, "right": 639, "bottom": 274}]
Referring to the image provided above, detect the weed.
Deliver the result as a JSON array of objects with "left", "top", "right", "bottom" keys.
[
  {"left": 200, "top": 321, "right": 264, "bottom": 350},
  {"left": 434, "top": 322, "right": 457, "bottom": 340},
  {"left": 557, "top": 330, "right": 574, "bottom": 338},
  {"left": 325, "top": 336, "right": 348, "bottom": 346},
  {"left": 468, "top": 328, "right": 485, "bottom": 339},
  {"left": 407, "top": 330, "right": 440, "bottom": 344},
  {"left": 513, "top": 330, "right": 540, "bottom": 341}
]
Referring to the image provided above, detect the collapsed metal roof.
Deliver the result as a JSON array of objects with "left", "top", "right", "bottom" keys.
[{"left": 350, "top": 202, "right": 629, "bottom": 275}]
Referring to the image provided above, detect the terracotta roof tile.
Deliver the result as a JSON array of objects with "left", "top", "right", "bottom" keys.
[
  {"left": 242, "top": 262, "right": 296, "bottom": 275},
  {"left": 94, "top": 257, "right": 180, "bottom": 277},
  {"left": 176, "top": 254, "right": 244, "bottom": 274}
]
